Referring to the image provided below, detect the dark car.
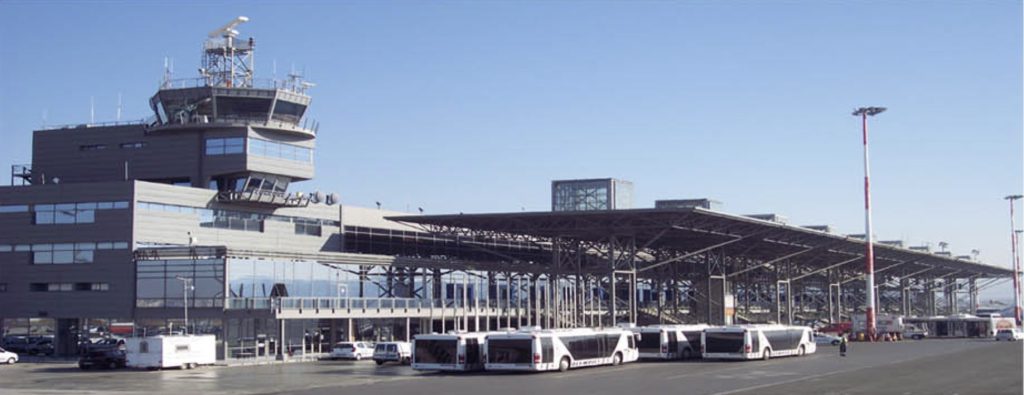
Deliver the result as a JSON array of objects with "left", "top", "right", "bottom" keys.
[
  {"left": 2, "top": 336, "right": 32, "bottom": 353},
  {"left": 27, "top": 338, "right": 55, "bottom": 356},
  {"left": 78, "top": 349, "right": 126, "bottom": 370}
]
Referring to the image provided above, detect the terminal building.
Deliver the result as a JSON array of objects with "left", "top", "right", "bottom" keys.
[{"left": 0, "top": 18, "right": 1014, "bottom": 360}]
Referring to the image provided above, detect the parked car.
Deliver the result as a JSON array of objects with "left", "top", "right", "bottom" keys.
[
  {"left": 813, "top": 333, "right": 842, "bottom": 346},
  {"left": 373, "top": 342, "right": 411, "bottom": 366},
  {"left": 995, "top": 329, "right": 1023, "bottom": 341},
  {"left": 328, "top": 342, "right": 375, "bottom": 360},
  {"left": 27, "top": 337, "right": 55, "bottom": 356},
  {"left": 79, "top": 348, "right": 126, "bottom": 370},
  {"left": 1, "top": 347, "right": 18, "bottom": 364},
  {"left": 2, "top": 336, "right": 32, "bottom": 353}
]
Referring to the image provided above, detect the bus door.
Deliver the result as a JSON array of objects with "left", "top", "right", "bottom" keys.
[{"left": 667, "top": 331, "right": 679, "bottom": 354}]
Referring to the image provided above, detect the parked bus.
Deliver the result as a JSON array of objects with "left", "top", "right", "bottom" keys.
[
  {"left": 701, "top": 325, "right": 815, "bottom": 361},
  {"left": 412, "top": 331, "right": 495, "bottom": 372},
  {"left": 631, "top": 324, "right": 709, "bottom": 360},
  {"left": 903, "top": 314, "right": 1017, "bottom": 338},
  {"left": 485, "top": 327, "right": 639, "bottom": 372}
]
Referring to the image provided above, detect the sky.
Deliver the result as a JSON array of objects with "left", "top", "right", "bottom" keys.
[{"left": 1, "top": 1, "right": 1021, "bottom": 301}]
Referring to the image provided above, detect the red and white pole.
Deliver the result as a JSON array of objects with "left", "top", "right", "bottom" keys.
[
  {"left": 1009, "top": 197, "right": 1022, "bottom": 325},
  {"left": 861, "top": 112, "right": 877, "bottom": 342}
]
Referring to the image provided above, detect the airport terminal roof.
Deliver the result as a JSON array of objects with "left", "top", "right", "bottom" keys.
[{"left": 390, "top": 207, "right": 1013, "bottom": 279}]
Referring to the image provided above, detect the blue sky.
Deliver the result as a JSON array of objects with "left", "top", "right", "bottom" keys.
[{"left": 1, "top": 1, "right": 1021, "bottom": 300}]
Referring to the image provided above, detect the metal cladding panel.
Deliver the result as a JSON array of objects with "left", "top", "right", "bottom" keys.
[
  {"left": 341, "top": 206, "right": 421, "bottom": 232},
  {"left": 133, "top": 181, "right": 341, "bottom": 253},
  {"left": 0, "top": 182, "right": 137, "bottom": 319}
]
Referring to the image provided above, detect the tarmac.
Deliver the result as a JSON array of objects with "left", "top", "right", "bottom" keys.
[{"left": 0, "top": 338, "right": 1020, "bottom": 395}]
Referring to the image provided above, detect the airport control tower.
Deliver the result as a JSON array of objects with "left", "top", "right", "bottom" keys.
[{"left": 26, "top": 16, "right": 328, "bottom": 207}]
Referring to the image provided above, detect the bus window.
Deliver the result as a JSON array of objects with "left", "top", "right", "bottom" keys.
[{"left": 541, "top": 338, "right": 554, "bottom": 363}]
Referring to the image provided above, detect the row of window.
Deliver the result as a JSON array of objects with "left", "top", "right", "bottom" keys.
[
  {"left": 205, "top": 137, "right": 245, "bottom": 155},
  {"left": 139, "top": 201, "right": 338, "bottom": 236},
  {"left": 0, "top": 241, "right": 130, "bottom": 265},
  {"left": 34, "top": 201, "right": 130, "bottom": 225},
  {"left": 202, "top": 137, "right": 313, "bottom": 163},
  {"left": 79, "top": 142, "right": 146, "bottom": 151},
  {"left": 249, "top": 138, "right": 313, "bottom": 163},
  {"left": 29, "top": 283, "right": 110, "bottom": 292},
  {"left": 0, "top": 205, "right": 29, "bottom": 213}
]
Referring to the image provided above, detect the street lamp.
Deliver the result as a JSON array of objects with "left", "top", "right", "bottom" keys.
[
  {"left": 175, "top": 276, "right": 194, "bottom": 335},
  {"left": 852, "top": 106, "right": 886, "bottom": 341},
  {"left": 1006, "top": 195, "right": 1023, "bottom": 325}
]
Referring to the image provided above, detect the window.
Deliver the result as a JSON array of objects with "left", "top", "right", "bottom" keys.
[
  {"left": 248, "top": 138, "right": 313, "bottom": 163},
  {"left": 33, "top": 201, "right": 128, "bottom": 225},
  {"left": 294, "top": 220, "right": 322, "bottom": 236},
  {"left": 75, "top": 283, "right": 109, "bottom": 292},
  {"left": 31, "top": 241, "right": 128, "bottom": 264},
  {"left": 120, "top": 142, "right": 146, "bottom": 149},
  {"left": 0, "top": 205, "right": 29, "bottom": 213},
  {"left": 205, "top": 137, "right": 244, "bottom": 155},
  {"left": 79, "top": 144, "right": 108, "bottom": 151}
]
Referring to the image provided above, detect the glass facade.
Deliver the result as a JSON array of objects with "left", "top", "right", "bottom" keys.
[
  {"left": 551, "top": 179, "right": 633, "bottom": 212},
  {"left": 2, "top": 241, "right": 130, "bottom": 265},
  {"left": 249, "top": 138, "right": 313, "bottom": 163},
  {"left": 205, "top": 137, "right": 245, "bottom": 155},
  {"left": 136, "top": 257, "right": 225, "bottom": 308}
]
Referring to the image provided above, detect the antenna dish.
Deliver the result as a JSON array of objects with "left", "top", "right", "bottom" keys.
[
  {"left": 208, "top": 16, "right": 250, "bottom": 38},
  {"left": 326, "top": 193, "right": 339, "bottom": 206},
  {"left": 312, "top": 191, "right": 324, "bottom": 204}
]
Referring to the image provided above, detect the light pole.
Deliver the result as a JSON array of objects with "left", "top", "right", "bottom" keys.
[
  {"left": 175, "top": 276, "right": 194, "bottom": 335},
  {"left": 1007, "top": 195, "right": 1023, "bottom": 325},
  {"left": 852, "top": 106, "right": 886, "bottom": 341}
]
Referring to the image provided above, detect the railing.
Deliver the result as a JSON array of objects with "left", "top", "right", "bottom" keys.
[
  {"left": 160, "top": 77, "right": 311, "bottom": 95},
  {"left": 157, "top": 113, "right": 318, "bottom": 135},
  {"left": 226, "top": 297, "right": 518, "bottom": 316},
  {"left": 217, "top": 190, "right": 311, "bottom": 208},
  {"left": 45, "top": 118, "right": 150, "bottom": 130}
]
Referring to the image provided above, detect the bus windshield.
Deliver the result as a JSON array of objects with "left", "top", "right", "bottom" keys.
[
  {"left": 704, "top": 331, "right": 745, "bottom": 353},
  {"left": 487, "top": 339, "right": 532, "bottom": 364},
  {"left": 415, "top": 339, "right": 457, "bottom": 364}
]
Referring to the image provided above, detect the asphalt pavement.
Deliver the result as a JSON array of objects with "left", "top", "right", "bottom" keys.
[{"left": 0, "top": 338, "right": 1020, "bottom": 395}]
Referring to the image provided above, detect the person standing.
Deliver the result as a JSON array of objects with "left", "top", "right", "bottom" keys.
[{"left": 839, "top": 335, "right": 848, "bottom": 357}]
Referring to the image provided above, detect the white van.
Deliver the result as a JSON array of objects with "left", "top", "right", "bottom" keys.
[
  {"left": 632, "top": 324, "right": 708, "bottom": 360},
  {"left": 485, "top": 327, "right": 639, "bottom": 372},
  {"left": 702, "top": 325, "right": 815, "bottom": 361},
  {"left": 125, "top": 335, "right": 216, "bottom": 369},
  {"left": 373, "top": 342, "right": 412, "bottom": 365}
]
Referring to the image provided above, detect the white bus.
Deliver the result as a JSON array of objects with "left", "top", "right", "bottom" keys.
[
  {"left": 702, "top": 325, "right": 815, "bottom": 361},
  {"left": 412, "top": 332, "right": 494, "bottom": 372},
  {"left": 485, "top": 327, "right": 639, "bottom": 372},
  {"left": 632, "top": 324, "right": 709, "bottom": 360}
]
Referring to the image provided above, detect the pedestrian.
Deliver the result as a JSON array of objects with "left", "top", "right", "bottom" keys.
[{"left": 839, "top": 335, "right": 848, "bottom": 357}]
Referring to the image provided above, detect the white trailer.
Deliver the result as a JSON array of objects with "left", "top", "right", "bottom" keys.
[
  {"left": 702, "top": 325, "right": 816, "bottom": 361},
  {"left": 631, "top": 324, "right": 709, "bottom": 360},
  {"left": 126, "top": 335, "right": 216, "bottom": 369},
  {"left": 485, "top": 327, "right": 639, "bottom": 372},
  {"left": 412, "top": 331, "right": 497, "bottom": 372}
]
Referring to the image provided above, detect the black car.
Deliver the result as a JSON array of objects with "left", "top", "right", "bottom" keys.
[
  {"left": 27, "top": 338, "right": 55, "bottom": 356},
  {"left": 78, "top": 349, "right": 126, "bottom": 370}
]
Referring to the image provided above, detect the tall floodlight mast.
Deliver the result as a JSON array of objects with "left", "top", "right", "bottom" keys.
[
  {"left": 1006, "top": 194, "right": 1023, "bottom": 325},
  {"left": 852, "top": 106, "right": 886, "bottom": 341},
  {"left": 200, "top": 16, "right": 254, "bottom": 88}
]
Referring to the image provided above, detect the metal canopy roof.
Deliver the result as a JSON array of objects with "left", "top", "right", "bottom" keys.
[{"left": 389, "top": 207, "right": 1012, "bottom": 279}]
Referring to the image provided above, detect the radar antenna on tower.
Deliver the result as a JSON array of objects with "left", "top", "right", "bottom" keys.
[{"left": 200, "top": 16, "right": 254, "bottom": 88}]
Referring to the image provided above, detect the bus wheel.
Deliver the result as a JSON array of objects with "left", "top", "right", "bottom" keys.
[
  {"left": 762, "top": 349, "right": 771, "bottom": 361},
  {"left": 559, "top": 357, "right": 570, "bottom": 372},
  {"left": 612, "top": 352, "right": 623, "bottom": 366},
  {"left": 797, "top": 346, "right": 805, "bottom": 357}
]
